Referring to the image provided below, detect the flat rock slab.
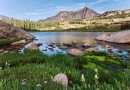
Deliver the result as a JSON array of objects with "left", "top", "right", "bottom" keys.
[
  {"left": 11, "top": 40, "right": 27, "bottom": 45},
  {"left": 96, "top": 30, "right": 130, "bottom": 43}
]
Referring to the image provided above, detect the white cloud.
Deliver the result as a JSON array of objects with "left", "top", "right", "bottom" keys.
[
  {"left": 24, "top": 12, "right": 45, "bottom": 16},
  {"left": 37, "top": 9, "right": 47, "bottom": 11}
]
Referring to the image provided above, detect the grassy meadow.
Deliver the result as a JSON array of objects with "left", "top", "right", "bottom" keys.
[{"left": 0, "top": 49, "right": 130, "bottom": 90}]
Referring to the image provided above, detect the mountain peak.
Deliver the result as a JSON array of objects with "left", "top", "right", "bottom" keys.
[
  {"left": 39, "top": 7, "right": 100, "bottom": 22},
  {"left": 82, "top": 6, "right": 89, "bottom": 10}
]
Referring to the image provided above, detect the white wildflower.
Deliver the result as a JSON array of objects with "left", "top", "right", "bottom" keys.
[
  {"left": 81, "top": 74, "right": 85, "bottom": 83},
  {"left": 95, "top": 69, "right": 98, "bottom": 73},
  {"left": 95, "top": 75, "right": 99, "bottom": 79}
]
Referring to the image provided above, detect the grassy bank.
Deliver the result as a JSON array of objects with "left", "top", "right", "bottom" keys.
[
  {"left": 0, "top": 50, "right": 130, "bottom": 90},
  {"left": 0, "top": 38, "right": 25, "bottom": 45},
  {"left": 26, "top": 27, "right": 124, "bottom": 32}
]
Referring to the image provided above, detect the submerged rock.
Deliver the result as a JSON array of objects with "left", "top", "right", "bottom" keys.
[
  {"left": 52, "top": 73, "right": 68, "bottom": 89},
  {"left": 27, "top": 43, "right": 39, "bottom": 50},
  {"left": 48, "top": 47, "right": 54, "bottom": 51},
  {"left": 42, "top": 48, "right": 47, "bottom": 51},
  {"left": 67, "top": 49, "right": 84, "bottom": 56},
  {"left": 96, "top": 30, "right": 130, "bottom": 43}
]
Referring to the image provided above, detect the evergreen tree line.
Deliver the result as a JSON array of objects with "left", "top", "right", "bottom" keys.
[
  {"left": 120, "top": 22, "right": 130, "bottom": 30},
  {"left": 1, "top": 18, "right": 60, "bottom": 31}
]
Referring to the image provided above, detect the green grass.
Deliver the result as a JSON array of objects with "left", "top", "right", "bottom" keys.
[
  {"left": 0, "top": 38, "right": 25, "bottom": 45},
  {"left": 0, "top": 50, "right": 130, "bottom": 90}
]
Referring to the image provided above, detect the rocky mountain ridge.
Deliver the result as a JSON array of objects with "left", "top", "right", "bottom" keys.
[
  {"left": 39, "top": 7, "right": 100, "bottom": 22},
  {"left": 101, "top": 9, "right": 130, "bottom": 17}
]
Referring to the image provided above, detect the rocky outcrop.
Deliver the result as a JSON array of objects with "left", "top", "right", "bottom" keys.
[
  {"left": 0, "top": 20, "right": 34, "bottom": 40},
  {"left": 11, "top": 40, "right": 27, "bottom": 45},
  {"left": 96, "top": 30, "right": 130, "bottom": 43},
  {"left": 101, "top": 9, "right": 130, "bottom": 17},
  {"left": 39, "top": 7, "right": 100, "bottom": 22},
  {"left": 96, "top": 32, "right": 109, "bottom": 41},
  {"left": 52, "top": 73, "right": 68, "bottom": 89},
  {"left": 27, "top": 43, "right": 39, "bottom": 50},
  {"left": 67, "top": 49, "right": 84, "bottom": 56}
]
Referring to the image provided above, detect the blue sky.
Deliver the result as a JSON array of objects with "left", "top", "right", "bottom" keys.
[{"left": 0, "top": 0, "right": 130, "bottom": 21}]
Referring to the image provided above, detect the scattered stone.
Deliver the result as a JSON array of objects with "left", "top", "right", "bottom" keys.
[
  {"left": 82, "top": 42, "right": 92, "bottom": 47},
  {"left": 108, "top": 49, "right": 113, "bottom": 53},
  {"left": 11, "top": 40, "right": 27, "bottom": 45},
  {"left": 34, "top": 38, "right": 38, "bottom": 41},
  {"left": 85, "top": 48, "right": 99, "bottom": 52},
  {"left": 44, "top": 81, "right": 48, "bottom": 84},
  {"left": 67, "top": 49, "right": 84, "bottom": 56},
  {"left": 21, "top": 82, "right": 28, "bottom": 87},
  {"left": 36, "top": 84, "right": 42, "bottom": 88},
  {"left": 72, "top": 41, "right": 77, "bottom": 44},
  {"left": 36, "top": 43, "right": 42, "bottom": 47},
  {"left": 63, "top": 42, "right": 73, "bottom": 46},
  {"left": 48, "top": 42, "right": 54, "bottom": 47},
  {"left": 52, "top": 73, "right": 68, "bottom": 89},
  {"left": 22, "top": 79, "right": 26, "bottom": 82},
  {"left": 60, "top": 45, "right": 68, "bottom": 50},
  {"left": 48, "top": 47, "right": 54, "bottom": 51},
  {"left": 56, "top": 43, "right": 61, "bottom": 46},
  {"left": 43, "top": 48, "right": 47, "bottom": 51},
  {"left": 27, "top": 43, "right": 39, "bottom": 50}
]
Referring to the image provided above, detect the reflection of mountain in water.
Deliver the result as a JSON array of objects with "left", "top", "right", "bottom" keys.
[{"left": 96, "top": 40, "right": 130, "bottom": 50}]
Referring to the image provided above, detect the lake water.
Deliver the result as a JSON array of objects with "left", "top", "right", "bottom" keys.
[{"left": 28, "top": 32, "right": 130, "bottom": 57}]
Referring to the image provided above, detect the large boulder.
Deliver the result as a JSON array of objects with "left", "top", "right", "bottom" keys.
[
  {"left": 0, "top": 20, "right": 34, "bottom": 40},
  {"left": 27, "top": 43, "right": 39, "bottom": 50},
  {"left": 52, "top": 73, "right": 68, "bottom": 89},
  {"left": 96, "top": 30, "right": 130, "bottom": 43},
  {"left": 67, "top": 49, "right": 84, "bottom": 56}
]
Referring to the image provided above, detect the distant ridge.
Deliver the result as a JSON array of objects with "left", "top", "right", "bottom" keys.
[{"left": 39, "top": 7, "right": 100, "bottom": 22}]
